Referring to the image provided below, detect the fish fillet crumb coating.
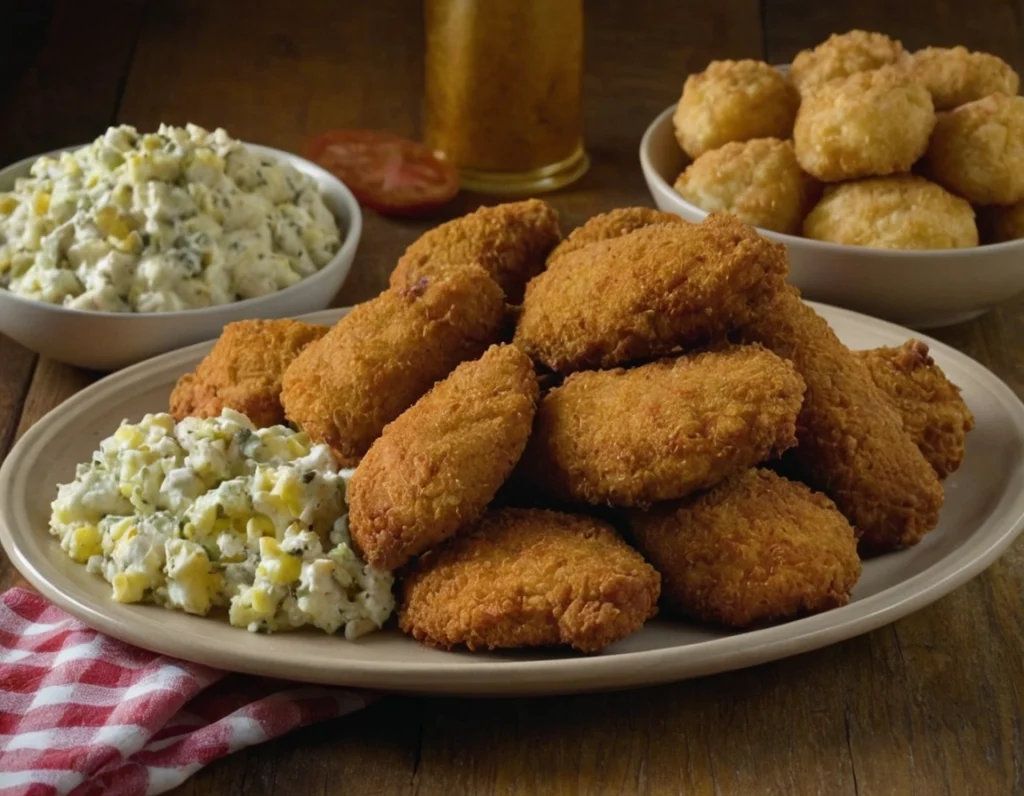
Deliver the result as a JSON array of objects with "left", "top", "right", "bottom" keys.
[
  {"left": 514, "top": 214, "right": 790, "bottom": 373},
  {"left": 742, "top": 287, "right": 944, "bottom": 551},
  {"left": 857, "top": 340, "right": 975, "bottom": 479},
  {"left": 169, "top": 319, "right": 328, "bottom": 428},
  {"left": 627, "top": 469, "right": 861, "bottom": 628},
  {"left": 388, "top": 199, "right": 561, "bottom": 303},
  {"left": 789, "top": 30, "right": 905, "bottom": 96},
  {"left": 546, "top": 207, "right": 686, "bottom": 265},
  {"left": 348, "top": 345, "right": 539, "bottom": 571},
  {"left": 518, "top": 345, "right": 806, "bottom": 507},
  {"left": 399, "top": 508, "right": 660, "bottom": 653},
  {"left": 280, "top": 265, "right": 504, "bottom": 466}
]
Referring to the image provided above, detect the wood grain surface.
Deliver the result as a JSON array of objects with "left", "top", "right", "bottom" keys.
[{"left": 1, "top": 1, "right": 1022, "bottom": 794}]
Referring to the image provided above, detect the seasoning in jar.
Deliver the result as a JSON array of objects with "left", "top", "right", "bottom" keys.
[{"left": 424, "top": 0, "right": 589, "bottom": 194}]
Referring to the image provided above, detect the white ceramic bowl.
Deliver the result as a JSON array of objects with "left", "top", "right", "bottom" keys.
[
  {"left": 0, "top": 143, "right": 362, "bottom": 370},
  {"left": 640, "top": 104, "right": 1024, "bottom": 329}
]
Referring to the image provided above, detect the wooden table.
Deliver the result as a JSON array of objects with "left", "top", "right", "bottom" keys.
[{"left": 2, "top": 1, "right": 1023, "bottom": 793}]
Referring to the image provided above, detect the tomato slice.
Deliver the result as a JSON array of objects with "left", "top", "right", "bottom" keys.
[{"left": 306, "top": 129, "right": 459, "bottom": 216}]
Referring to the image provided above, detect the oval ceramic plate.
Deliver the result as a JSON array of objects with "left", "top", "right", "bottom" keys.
[{"left": 2, "top": 305, "right": 1023, "bottom": 695}]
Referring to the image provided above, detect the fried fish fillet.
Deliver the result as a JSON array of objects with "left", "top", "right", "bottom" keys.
[
  {"left": 280, "top": 265, "right": 504, "bottom": 466},
  {"left": 518, "top": 345, "right": 805, "bottom": 507},
  {"left": 546, "top": 207, "right": 686, "bottom": 265},
  {"left": 857, "top": 339, "right": 974, "bottom": 479},
  {"left": 627, "top": 468, "right": 861, "bottom": 628},
  {"left": 388, "top": 199, "right": 560, "bottom": 302},
  {"left": 514, "top": 214, "right": 789, "bottom": 373},
  {"left": 741, "top": 288, "right": 944, "bottom": 551},
  {"left": 348, "top": 345, "right": 539, "bottom": 571},
  {"left": 399, "top": 508, "right": 660, "bottom": 653},
  {"left": 169, "top": 319, "right": 328, "bottom": 428}
]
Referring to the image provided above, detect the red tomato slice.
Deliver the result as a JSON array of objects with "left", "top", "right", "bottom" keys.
[{"left": 306, "top": 129, "right": 459, "bottom": 216}]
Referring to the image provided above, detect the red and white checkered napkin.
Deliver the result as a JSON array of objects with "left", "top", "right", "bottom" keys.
[{"left": 0, "top": 588, "right": 371, "bottom": 796}]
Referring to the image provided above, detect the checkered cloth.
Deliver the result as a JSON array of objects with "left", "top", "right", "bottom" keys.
[{"left": 0, "top": 588, "right": 370, "bottom": 796}]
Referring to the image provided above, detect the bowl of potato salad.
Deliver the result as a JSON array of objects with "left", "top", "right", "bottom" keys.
[{"left": 0, "top": 124, "right": 362, "bottom": 370}]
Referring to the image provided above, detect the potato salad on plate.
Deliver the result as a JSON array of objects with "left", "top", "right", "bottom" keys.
[
  {"left": 50, "top": 409, "right": 393, "bottom": 639},
  {"left": 0, "top": 124, "right": 342, "bottom": 312}
]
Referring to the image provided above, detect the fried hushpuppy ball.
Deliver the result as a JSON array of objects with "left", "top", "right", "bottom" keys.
[
  {"left": 281, "top": 265, "right": 504, "bottom": 466},
  {"left": 518, "top": 345, "right": 805, "bottom": 507},
  {"left": 741, "top": 287, "right": 944, "bottom": 551},
  {"left": 907, "top": 46, "right": 1019, "bottom": 111},
  {"left": 978, "top": 201, "right": 1024, "bottom": 242},
  {"left": 793, "top": 67, "right": 935, "bottom": 182},
  {"left": 802, "top": 176, "right": 978, "bottom": 249},
  {"left": 399, "top": 508, "right": 660, "bottom": 653},
  {"left": 547, "top": 207, "right": 686, "bottom": 265},
  {"left": 789, "top": 30, "right": 905, "bottom": 96},
  {"left": 627, "top": 469, "right": 860, "bottom": 628},
  {"left": 348, "top": 345, "right": 539, "bottom": 571},
  {"left": 169, "top": 319, "right": 328, "bottom": 428},
  {"left": 674, "top": 138, "right": 819, "bottom": 234},
  {"left": 857, "top": 340, "right": 975, "bottom": 479},
  {"left": 388, "top": 199, "right": 560, "bottom": 303},
  {"left": 673, "top": 60, "right": 799, "bottom": 159},
  {"left": 926, "top": 94, "right": 1024, "bottom": 205},
  {"left": 514, "top": 214, "right": 789, "bottom": 373}
]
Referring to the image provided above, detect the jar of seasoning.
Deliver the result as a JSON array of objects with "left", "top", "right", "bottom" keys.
[{"left": 423, "top": 0, "right": 589, "bottom": 194}]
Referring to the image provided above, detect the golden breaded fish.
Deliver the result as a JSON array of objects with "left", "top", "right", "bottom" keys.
[
  {"left": 389, "top": 199, "right": 560, "bottom": 302},
  {"left": 518, "top": 345, "right": 805, "bottom": 507},
  {"left": 399, "top": 508, "right": 660, "bottom": 653},
  {"left": 741, "top": 287, "right": 944, "bottom": 551},
  {"left": 627, "top": 468, "right": 861, "bottom": 628},
  {"left": 169, "top": 319, "right": 327, "bottom": 428},
  {"left": 514, "top": 214, "right": 789, "bottom": 373},
  {"left": 546, "top": 207, "right": 686, "bottom": 265},
  {"left": 348, "top": 344, "right": 539, "bottom": 571},
  {"left": 857, "top": 339, "right": 974, "bottom": 479},
  {"left": 281, "top": 265, "right": 504, "bottom": 466}
]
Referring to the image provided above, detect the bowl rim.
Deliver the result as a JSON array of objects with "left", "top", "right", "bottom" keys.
[
  {"left": 640, "top": 102, "right": 1024, "bottom": 258},
  {"left": 0, "top": 141, "right": 363, "bottom": 320}
]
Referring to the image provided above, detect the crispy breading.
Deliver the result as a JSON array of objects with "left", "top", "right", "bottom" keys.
[
  {"left": 514, "top": 214, "right": 789, "bottom": 373},
  {"left": 518, "top": 345, "right": 805, "bottom": 507},
  {"left": 627, "top": 468, "right": 861, "bottom": 628},
  {"left": 741, "top": 287, "right": 944, "bottom": 551},
  {"left": 388, "top": 199, "right": 560, "bottom": 303},
  {"left": 546, "top": 207, "right": 686, "bottom": 265},
  {"left": 348, "top": 345, "right": 539, "bottom": 571},
  {"left": 857, "top": 339, "right": 975, "bottom": 479},
  {"left": 169, "top": 319, "right": 327, "bottom": 428},
  {"left": 280, "top": 265, "right": 504, "bottom": 466},
  {"left": 398, "top": 508, "right": 660, "bottom": 652}
]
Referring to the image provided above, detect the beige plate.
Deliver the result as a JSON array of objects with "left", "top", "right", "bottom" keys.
[{"left": 2, "top": 305, "right": 1023, "bottom": 696}]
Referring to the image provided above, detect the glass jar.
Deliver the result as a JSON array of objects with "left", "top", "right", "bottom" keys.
[{"left": 423, "top": 0, "right": 589, "bottom": 194}]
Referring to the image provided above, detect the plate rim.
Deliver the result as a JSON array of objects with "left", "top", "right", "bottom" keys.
[{"left": 2, "top": 302, "right": 1023, "bottom": 695}]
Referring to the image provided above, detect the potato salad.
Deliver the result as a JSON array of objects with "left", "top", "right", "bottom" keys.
[
  {"left": 50, "top": 410, "right": 393, "bottom": 639},
  {"left": 0, "top": 124, "right": 342, "bottom": 312}
]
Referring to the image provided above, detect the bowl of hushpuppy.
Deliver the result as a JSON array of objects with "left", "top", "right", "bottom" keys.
[{"left": 640, "top": 30, "right": 1024, "bottom": 329}]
